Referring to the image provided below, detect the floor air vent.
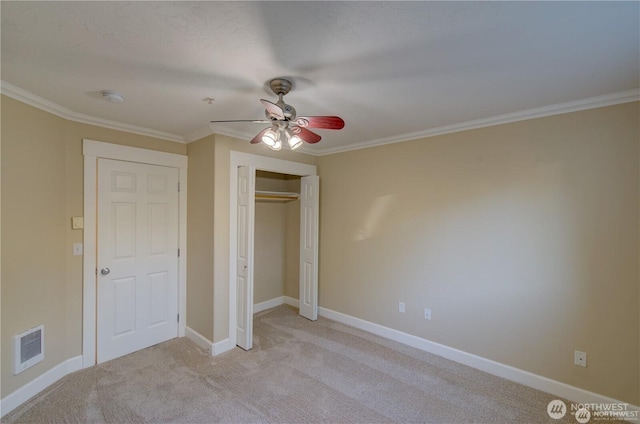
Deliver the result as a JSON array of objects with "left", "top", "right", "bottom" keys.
[{"left": 13, "top": 325, "right": 44, "bottom": 375}]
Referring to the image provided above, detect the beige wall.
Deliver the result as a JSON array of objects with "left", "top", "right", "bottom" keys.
[
  {"left": 317, "top": 102, "right": 639, "bottom": 404},
  {"left": 254, "top": 201, "right": 287, "bottom": 304},
  {"left": 186, "top": 137, "right": 215, "bottom": 340},
  {"left": 1, "top": 95, "right": 187, "bottom": 397}
]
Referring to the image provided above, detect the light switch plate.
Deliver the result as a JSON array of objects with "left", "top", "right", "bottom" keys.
[
  {"left": 71, "top": 216, "right": 84, "bottom": 230},
  {"left": 73, "top": 243, "right": 83, "bottom": 256}
]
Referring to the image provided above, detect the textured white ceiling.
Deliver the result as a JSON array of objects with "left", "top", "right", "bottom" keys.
[{"left": 1, "top": 1, "right": 638, "bottom": 154}]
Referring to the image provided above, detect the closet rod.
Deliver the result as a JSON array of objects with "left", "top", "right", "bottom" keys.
[{"left": 255, "top": 190, "right": 299, "bottom": 202}]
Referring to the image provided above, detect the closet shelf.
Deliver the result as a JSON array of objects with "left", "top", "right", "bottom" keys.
[{"left": 255, "top": 190, "right": 299, "bottom": 202}]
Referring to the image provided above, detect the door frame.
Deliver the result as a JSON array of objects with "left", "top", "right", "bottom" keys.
[
  {"left": 229, "top": 151, "right": 317, "bottom": 349},
  {"left": 82, "top": 139, "right": 188, "bottom": 368}
]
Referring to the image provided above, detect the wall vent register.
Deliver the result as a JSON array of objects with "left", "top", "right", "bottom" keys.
[{"left": 13, "top": 325, "right": 44, "bottom": 375}]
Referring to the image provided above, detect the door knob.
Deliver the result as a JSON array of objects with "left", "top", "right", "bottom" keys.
[{"left": 100, "top": 267, "right": 111, "bottom": 275}]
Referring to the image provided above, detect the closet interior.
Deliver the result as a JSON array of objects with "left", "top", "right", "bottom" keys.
[{"left": 253, "top": 170, "right": 301, "bottom": 308}]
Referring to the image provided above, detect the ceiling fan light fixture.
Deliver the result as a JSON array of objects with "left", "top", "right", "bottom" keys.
[
  {"left": 288, "top": 135, "right": 302, "bottom": 150},
  {"left": 269, "top": 138, "right": 282, "bottom": 151},
  {"left": 285, "top": 129, "right": 303, "bottom": 150},
  {"left": 261, "top": 128, "right": 278, "bottom": 147}
]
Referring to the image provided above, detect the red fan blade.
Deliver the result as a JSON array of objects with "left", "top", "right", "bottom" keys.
[
  {"left": 250, "top": 127, "right": 270, "bottom": 144},
  {"left": 260, "top": 99, "right": 285, "bottom": 120},
  {"left": 294, "top": 116, "right": 345, "bottom": 130},
  {"left": 292, "top": 126, "right": 322, "bottom": 144}
]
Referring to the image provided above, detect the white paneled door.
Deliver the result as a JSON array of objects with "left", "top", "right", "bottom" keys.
[
  {"left": 97, "top": 158, "right": 179, "bottom": 363},
  {"left": 236, "top": 165, "right": 255, "bottom": 350},
  {"left": 299, "top": 175, "right": 319, "bottom": 321}
]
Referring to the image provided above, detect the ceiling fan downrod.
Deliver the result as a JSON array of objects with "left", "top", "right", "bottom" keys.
[{"left": 269, "top": 79, "right": 296, "bottom": 119}]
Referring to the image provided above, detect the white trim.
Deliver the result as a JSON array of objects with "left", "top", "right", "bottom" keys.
[
  {"left": 318, "top": 306, "right": 640, "bottom": 416},
  {"left": 188, "top": 125, "right": 268, "bottom": 144},
  {"left": 185, "top": 327, "right": 213, "bottom": 354},
  {"left": 82, "top": 140, "right": 188, "bottom": 368},
  {"left": 252, "top": 296, "right": 300, "bottom": 314},
  {"left": 315, "top": 88, "right": 640, "bottom": 156},
  {"left": 0, "top": 81, "right": 185, "bottom": 143},
  {"left": 254, "top": 297, "right": 288, "bottom": 314},
  {"left": 83, "top": 139, "right": 188, "bottom": 168},
  {"left": 184, "top": 325, "right": 240, "bottom": 359},
  {"left": 184, "top": 125, "right": 215, "bottom": 143},
  {"left": 82, "top": 153, "right": 97, "bottom": 368},
  {"left": 283, "top": 296, "right": 299, "bottom": 307},
  {"left": 211, "top": 338, "right": 236, "bottom": 356},
  {"left": 229, "top": 152, "right": 316, "bottom": 352},
  {"left": 0, "top": 356, "right": 82, "bottom": 418}
]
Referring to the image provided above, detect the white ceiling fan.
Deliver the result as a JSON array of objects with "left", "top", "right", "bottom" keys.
[{"left": 210, "top": 78, "right": 345, "bottom": 150}]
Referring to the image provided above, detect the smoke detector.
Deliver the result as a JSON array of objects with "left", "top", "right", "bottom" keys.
[{"left": 101, "top": 90, "right": 124, "bottom": 103}]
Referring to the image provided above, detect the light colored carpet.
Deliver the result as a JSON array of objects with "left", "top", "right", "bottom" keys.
[{"left": 4, "top": 305, "right": 595, "bottom": 423}]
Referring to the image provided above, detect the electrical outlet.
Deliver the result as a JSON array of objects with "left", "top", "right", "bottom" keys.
[
  {"left": 398, "top": 302, "right": 405, "bottom": 313},
  {"left": 424, "top": 308, "right": 431, "bottom": 320},
  {"left": 574, "top": 350, "right": 587, "bottom": 367}
]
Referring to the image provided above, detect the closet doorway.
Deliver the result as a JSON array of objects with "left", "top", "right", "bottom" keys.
[
  {"left": 230, "top": 152, "right": 318, "bottom": 351},
  {"left": 254, "top": 170, "right": 301, "bottom": 313}
]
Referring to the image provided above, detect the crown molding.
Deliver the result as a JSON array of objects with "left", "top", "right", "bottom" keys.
[
  {"left": 3, "top": 80, "right": 636, "bottom": 154},
  {"left": 315, "top": 88, "right": 640, "bottom": 156},
  {"left": 0, "top": 81, "right": 186, "bottom": 143},
  {"left": 184, "top": 124, "right": 271, "bottom": 146},
  {"left": 184, "top": 125, "right": 215, "bottom": 143}
]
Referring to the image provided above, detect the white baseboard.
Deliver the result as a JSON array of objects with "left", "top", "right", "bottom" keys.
[
  {"left": 185, "top": 326, "right": 214, "bottom": 354},
  {"left": 254, "top": 296, "right": 287, "bottom": 313},
  {"left": 211, "top": 338, "right": 235, "bottom": 356},
  {"left": 0, "top": 355, "right": 83, "bottom": 418},
  {"left": 254, "top": 296, "right": 298, "bottom": 314},
  {"left": 318, "top": 306, "right": 640, "bottom": 416},
  {"left": 182, "top": 327, "right": 236, "bottom": 357},
  {"left": 283, "top": 296, "right": 298, "bottom": 307}
]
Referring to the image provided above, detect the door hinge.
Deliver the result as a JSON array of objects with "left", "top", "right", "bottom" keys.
[
  {"left": 177, "top": 314, "right": 180, "bottom": 323},
  {"left": 178, "top": 248, "right": 180, "bottom": 257},
  {"left": 177, "top": 182, "right": 180, "bottom": 192}
]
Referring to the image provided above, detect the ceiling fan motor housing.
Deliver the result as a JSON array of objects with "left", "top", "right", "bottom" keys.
[
  {"left": 269, "top": 78, "right": 292, "bottom": 96},
  {"left": 282, "top": 104, "right": 296, "bottom": 119}
]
